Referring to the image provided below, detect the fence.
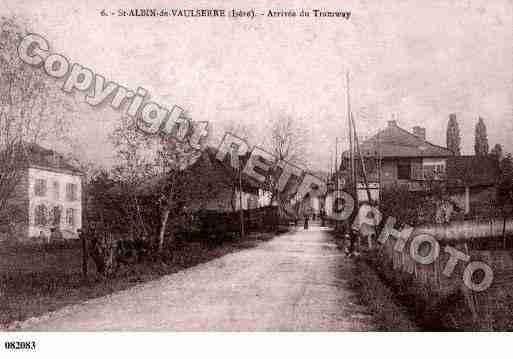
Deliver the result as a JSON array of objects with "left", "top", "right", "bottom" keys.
[
  {"left": 184, "top": 205, "right": 280, "bottom": 238},
  {"left": 377, "top": 226, "right": 513, "bottom": 329}
]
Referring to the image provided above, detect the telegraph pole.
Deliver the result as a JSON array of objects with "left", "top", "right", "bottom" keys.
[
  {"left": 346, "top": 72, "right": 355, "bottom": 198},
  {"left": 239, "top": 161, "right": 245, "bottom": 240},
  {"left": 231, "top": 144, "right": 245, "bottom": 240},
  {"left": 334, "top": 137, "right": 339, "bottom": 230}
]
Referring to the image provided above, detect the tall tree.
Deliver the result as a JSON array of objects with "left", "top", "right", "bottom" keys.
[
  {"left": 108, "top": 116, "right": 156, "bottom": 241},
  {"left": 266, "top": 115, "right": 308, "bottom": 218},
  {"left": 0, "top": 18, "right": 75, "bottom": 227},
  {"left": 474, "top": 117, "right": 489, "bottom": 156},
  {"left": 446, "top": 113, "right": 461, "bottom": 155},
  {"left": 268, "top": 115, "right": 308, "bottom": 167},
  {"left": 498, "top": 153, "right": 513, "bottom": 206},
  {"left": 154, "top": 113, "right": 206, "bottom": 252}
]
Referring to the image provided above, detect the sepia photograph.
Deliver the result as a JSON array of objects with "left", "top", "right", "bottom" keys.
[{"left": 0, "top": 0, "right": 512, "bottom": 357}]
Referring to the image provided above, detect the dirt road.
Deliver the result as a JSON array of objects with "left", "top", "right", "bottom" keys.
[{"left": 24, "top": 224, "right": 376, "bottom": 330}]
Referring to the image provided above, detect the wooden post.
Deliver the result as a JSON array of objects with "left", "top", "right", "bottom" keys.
[
  {"left": 239, "top": 164, "right": 245, "bottom": 240},
  {"left": 80, "top": 176, "right": 87, "bottom": 279},
  {"left": 80, "top": 230, "right": 88, "bottom": 279}
]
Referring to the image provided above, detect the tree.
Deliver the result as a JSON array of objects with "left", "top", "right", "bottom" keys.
[
  {"left": 154, "top": 114, "right": 205, "bottom": 252},
  {"left": 0, "top": 17, "right": 75, "bottom": 226},
  {"left": 108, "top": 116, "right": 157, "bottom": 241},
  {"left": 491, "top": 143, "right": 503, "bottom": 160},
  {"left": 266, "top": 115, "right": 309, "bottom": 218},
  {"left": 498, "top": 153, "right": 513, "bottom": 206},
  {"left": 446, "top": 113, "right": 461, "bottom": 155},
  {"left": 109, "top": 116, "right": 157, "bottom": 186},
  {"left": 474, "top": 117, "right": 489, "bottom": 156},
  {"left": 268, "top": 115, "right": 308, "bottom": 166}
]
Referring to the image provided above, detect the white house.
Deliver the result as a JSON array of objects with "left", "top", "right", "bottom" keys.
[{"left": 1, "top": 143, "right": 83, "bottom": 241}]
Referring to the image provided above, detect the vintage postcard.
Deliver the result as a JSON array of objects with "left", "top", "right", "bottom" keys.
[{"left": 0, "top": 0, "right": 512, "bottom": 357}]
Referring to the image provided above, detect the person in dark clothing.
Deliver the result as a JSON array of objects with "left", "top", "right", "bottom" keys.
[{"left": 304, "top": 215, "right": 309, "bottom": 229}]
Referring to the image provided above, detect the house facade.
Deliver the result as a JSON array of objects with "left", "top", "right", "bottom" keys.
[
  {"left": 340, "top": 120, "right": 454, "bottom": 197},
  {"left": 335, "top": 119, "right": 500, "bottom": 217},
  {"left": 136, "top": 147, "right": 273, "bottom": 214},
  {"left": 186, "top": 147, "right": 272, "bottom": 212},
  {"left": 1, "top": 144, "right": 83, "bottom": 241}
]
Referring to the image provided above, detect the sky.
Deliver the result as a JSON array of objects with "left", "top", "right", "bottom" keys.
[{"left": 2, "top": 0, "right": 512, "bottom": 171}]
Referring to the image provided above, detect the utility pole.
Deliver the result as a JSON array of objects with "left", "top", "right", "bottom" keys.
[
  {"left": 231, "top": 144, "right": 245, "bottom": 240},
  {"left": 335, "top": 137, "right": 339, "bottom": 230},
  {"left": 335, "top": 137, "right": 339, "bottom": 198},
  {"left": 346, "top": 72, "right": 355, "bottom": 199},
  {"left": 239, "top": 161, "right": 245, "bottom": 240},
  {"left": 352, "top": 113, "right": 372, "bottom": 204}
]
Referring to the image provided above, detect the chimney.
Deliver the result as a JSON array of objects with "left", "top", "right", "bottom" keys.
[{"left": 412, "top": 126, "right": 426, "bottom": 141}]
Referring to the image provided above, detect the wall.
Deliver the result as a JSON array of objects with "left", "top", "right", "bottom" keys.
[
  {"left": 378, "top": 158, "right": 447, "bottom": 189},
  {"left": 234, "top": 189, "right": 259, "bottom": 211},
  {"left": 187, "top": 186, "right": 261, "bottom": 212},
  {"left": 258, "top": 188, "right": 273, "bottom": 208},
  {"left": 27, "top": 167, "right": 82, "bottom": 239},
  {"left": 188, "top": 186, "right": 234, "bottom": 212},
  {"left": 379, "top": 160, "right": 398, "bottom": 185}
]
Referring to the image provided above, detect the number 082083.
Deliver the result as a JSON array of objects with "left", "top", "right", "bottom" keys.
[{"left": 4, "top": 341, "right": 36, "bottom": 350}]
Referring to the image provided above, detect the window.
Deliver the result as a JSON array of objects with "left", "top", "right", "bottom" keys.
[
  {"left": 35, "top": 204, "right": 48, "bottom": 226},
  {"left": 66, "top": 208, "right": 75, "bottom": 226},
  {"left": 66, "top": 183, "right": 78, "bottom": 201},
  {"left": 397, "top": 162, "right": 411, "bottom": 180},
  {"left": 423, "top": 164, "right": 446, "bottom": 180},
  {"left": 51, "top": 206, "right": 61, "bottom": 226},
  {"left": 34, "top": 179, "right": 47, "bottom": 197},
  {"left": 434, "top": 164, "right": 446, "bottom": 178},
  {"left": 53, "top": 181, "right": 60, "bottom": 200}
]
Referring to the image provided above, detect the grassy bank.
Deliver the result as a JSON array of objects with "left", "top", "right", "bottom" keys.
[
  {"left": 329, "top": 229, "right": 417, "bottom": 330},
  {"left": 348, "top": 255, "right": 418, "bottom": 331},
  {"left": 0, "top": 231, "right": 280, "bottom": 328},
  {"left": 357, "top": 250, "right": 479, "bottom": 330}
]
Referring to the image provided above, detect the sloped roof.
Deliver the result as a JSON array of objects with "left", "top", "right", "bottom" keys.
[
  {"left": 136, "top": 146, "right": 268, "bottom": 197},
  {"left": 23, "top": 142, "right": 82, "bottom": 174},
  {"left": 203, "top": 146, "right": 268, "bottom": 190},
  {"left": 447, "top": 155, "right": 500, "bottom": 187},
  {"left": 343, "top": 122, "right": 453, "bottom": 158}
]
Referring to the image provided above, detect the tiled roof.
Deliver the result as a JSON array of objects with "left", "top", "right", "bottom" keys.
[
  {"left": 136, "top": 146, "right": 268, "bottom": 196},
  {"left": 343, "top": 123, "right": 453, "bottom": 158},
  {"left": 24, "top": 143, "right": 83, "bottom": 174},
  {"left": 446, "top": 155, "right": 500, "bottom": 187},
  {"left": 204, "top": 146, "right": 268, "bottom": 190}
]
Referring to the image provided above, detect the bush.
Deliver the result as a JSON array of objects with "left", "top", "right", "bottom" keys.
[{"left": 380, "top": 185, "right": 427, "bottom": 226}]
